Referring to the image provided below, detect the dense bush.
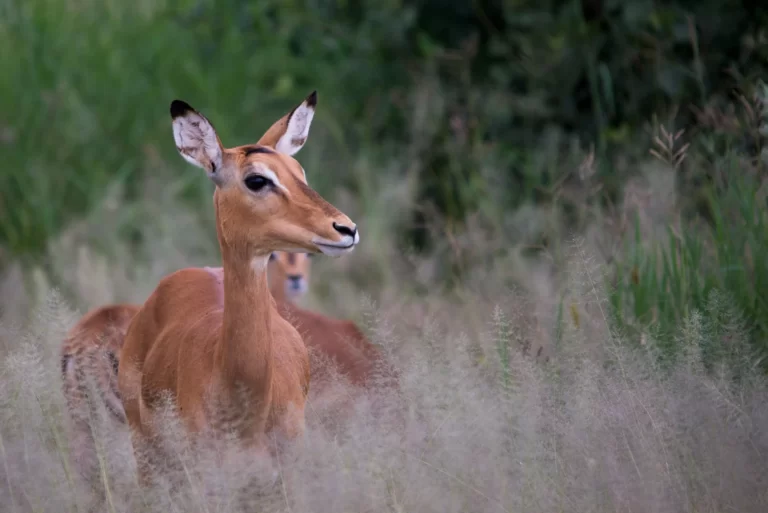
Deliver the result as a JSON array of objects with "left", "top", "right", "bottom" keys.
[
  {"left": 608, "top": 80, "right": 768, "bottom": 369},
  {"left": 2, "top": 0, "right": 767, "bottom": 259},
  {"left": 2, "top": 0, "right": 768, "bottom": 364}
]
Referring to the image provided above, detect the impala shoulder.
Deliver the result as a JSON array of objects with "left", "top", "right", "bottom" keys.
[
  {"left": 150, "top": 267, "right": 221, "bottom": 298},
  {"left": 63, "top": 304, "right": 136, "bottom": 350},
  {"left": 64, "top": 305, "right": 111, "bottom": 338},
  {"left": 139, "top": 267, "right": 225, "bottom": 324}
]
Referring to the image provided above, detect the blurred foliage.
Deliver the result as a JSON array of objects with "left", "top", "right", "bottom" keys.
[
  {"left": 2, "top": 0, "right": 767, "bottom": 261},
  {"left": 404, "top": 0, "right": 768, "bottom": 249},
  {"left": 0, "top": 0, "right": 418, "bottom": 261},
  {"left": 2, "top": 0, "right": 768, "bottom": 363}
]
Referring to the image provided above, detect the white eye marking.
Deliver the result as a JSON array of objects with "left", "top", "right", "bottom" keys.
[{"left": 259, "top": 167, "right": 290, "bottom": 196}]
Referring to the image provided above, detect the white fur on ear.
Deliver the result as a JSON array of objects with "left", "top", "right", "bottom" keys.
[
  {"left": 275, "top": 92, "right": 316, "bottom": 156},
  {"left": 170, "top": 100, "right": 223, "bottom": 174}
]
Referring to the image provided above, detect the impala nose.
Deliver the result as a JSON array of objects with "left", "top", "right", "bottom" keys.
[
  {"left": 333, "top": 222, "right": 357, "bottom": 238},
  {"left": 287, "top": 275, "right": 303, "bottom": 290}
]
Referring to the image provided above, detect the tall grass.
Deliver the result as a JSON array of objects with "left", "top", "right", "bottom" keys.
[
  {"left": 611, "top": 174, "right": 768, "bottom": 365},
  {"left": 1, "top": 184, "right": 767, "bottom": 513},
  {"left": 2, "top": 1, "right": 768, "bottom": 510},
  {"left": 609, "top": 84, "right": 768, "bottom": 367}
]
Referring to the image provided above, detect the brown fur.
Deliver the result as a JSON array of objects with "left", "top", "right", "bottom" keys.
[
  {"left": 60, "top": 304, "right": 140, "bottom": 491},
  {"left": 117, "top": 92, "right": 358, "bottom": 484},
  {"left": 267, "top": 252, "right": 400, "bottom": 434},
  {"left": 60, "top": 251, "right": 395, "bottom": 492},
  {"left": 267, "top": 252, "right": 386, "bottom": 390}
]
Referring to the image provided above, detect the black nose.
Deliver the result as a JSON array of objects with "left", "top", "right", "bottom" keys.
[
  {"left": 288, "top": 275, "right": 302, "bottom": 283},
  {"left": 333, "top": 222, "right": 357, "bottom": 237}
]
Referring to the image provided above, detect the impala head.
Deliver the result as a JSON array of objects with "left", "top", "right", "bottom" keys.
[
  {"left": 268, "top": 251, "right": 313, "bottom": 300},
  {"left": 170, "top": 91, "right": 359, "bottom": 260}
]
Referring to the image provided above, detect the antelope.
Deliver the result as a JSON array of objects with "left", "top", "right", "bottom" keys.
[
  {"left": 117, "top": 91, "right": 359, "bottom": 482},
  {"left": 270, "top": 251, "right": 313, "bottom": 302},
  {"left": 267, "top": 251, "right": 387, "bottom": 390},
  {"left": 61, "top": 303, "right": 139, "bottom": 490},
  {"left": 267, "top": 252, "right": 400, "bottom": 435},
  {"left": 61, "top": 251, "right": 389, "bottom": 491}
]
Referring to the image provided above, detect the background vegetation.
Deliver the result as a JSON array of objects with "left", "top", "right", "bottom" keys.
[{"left": 1, "top": 0, "right": 768, "bottom": 511}]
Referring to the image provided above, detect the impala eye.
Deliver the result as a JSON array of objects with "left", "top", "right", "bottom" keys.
[{"left": 244, "top": 174, "right": 272, "bottom": 192}]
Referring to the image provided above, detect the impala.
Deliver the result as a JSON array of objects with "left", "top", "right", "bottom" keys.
[
  {"left": 267, "top": 251, "right": 387, "bottom": 390},
  {"left": 61, "top": 303, "right": 139, "bottom": 489},
  {"left": 117, "top": 91, "right": 359, "bottom": 481},
  {"left": 61, "top": 250, "right": 391, "bottom": 491},
  {"left": 270, "top": 251, "right": 313, "bottom": 301}
]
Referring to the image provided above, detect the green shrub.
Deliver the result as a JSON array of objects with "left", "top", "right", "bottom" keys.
[
  {"left": 610, "top": 81, "right": 768, "bottom": 368},
  {"left": 3, "top": 0, "right": 767, "bottom": 263},
  {"left": 0, "top": 0, "right": 416, "bottom": 261}
]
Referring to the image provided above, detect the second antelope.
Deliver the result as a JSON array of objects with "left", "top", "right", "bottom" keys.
[
  {"left": 268, "top": 251, "right": 389, "bottom": 391},
  {"left": 117, "top": 91, "right": 359, "bottom": 482}
]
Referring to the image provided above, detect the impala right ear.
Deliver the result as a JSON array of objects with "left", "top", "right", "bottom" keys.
[
  {"left": 256, "top": 91, "right": 317, "bottom": 156},
  {"left": 170, "top": 100, "right": 224, "bottom": 183}
]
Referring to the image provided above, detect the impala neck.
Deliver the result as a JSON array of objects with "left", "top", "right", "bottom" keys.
[
  {"left": 219, "top": 249, "right": 273, "bottom": 370},
  {"left": 213, "top": 196, "right": 274, "bottom": 429}
]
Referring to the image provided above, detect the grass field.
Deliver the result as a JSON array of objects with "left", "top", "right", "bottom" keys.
[
  {"left": 2, "top": 1, "right": 768, "bottom": 512},
  {"left": 1, "top": 167, "right": 767, "bottom": 512}
]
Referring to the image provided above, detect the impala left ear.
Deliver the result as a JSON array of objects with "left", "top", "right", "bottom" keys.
[
  {"left": 170, "top": 100, "right": 225, "bottom": 185},
  {"left": 256, "top": 91, "right": 317, "bottom": 156}
]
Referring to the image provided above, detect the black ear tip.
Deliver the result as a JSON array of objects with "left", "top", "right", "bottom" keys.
[
  {"left": 170, "top": 100, "right": 193, "bottom": 119},
  {"left": 305, "top": 90, "right": 318, "bottom": 108}
]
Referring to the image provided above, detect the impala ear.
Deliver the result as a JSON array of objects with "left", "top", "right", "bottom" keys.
[
  {"left": 170, "top": 100, "right": 225, "bottom": 184},
  {"left": 257, "top": 91, "right": 317, "bottom": 156}
]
